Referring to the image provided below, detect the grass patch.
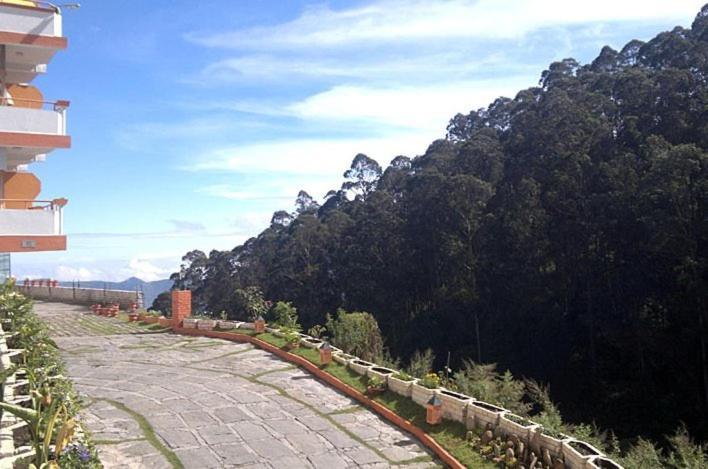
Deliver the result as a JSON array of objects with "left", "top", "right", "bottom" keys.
[
  {"left": 99, "top": 398, "right": 184, "bottom": 469},
  {"left": 374, "top": 391, "right": 493, "bottom": 468},
  {"left": 230, "top": 330, "right": 492, "bottom": 467}
]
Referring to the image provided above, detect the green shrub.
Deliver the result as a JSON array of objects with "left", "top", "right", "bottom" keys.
[
  {"left": 453, "top": 361, "right": 529, "bottom": 415},
  {"left": 325, "top": 310, "right": 383, "bottom": 362},
  {"left": 271, "top": 301, "right": 300, "bottom": 331},
  {"left": 405, "top": 348, "right": 435, "bottom": 379}
]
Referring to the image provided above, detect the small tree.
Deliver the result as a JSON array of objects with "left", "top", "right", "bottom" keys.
[
  {"left": 325, "top": 310, "right": 383, "bottom": 362},
  {"left": 271, "top": 301, "right": 300, "bottom": 331},
  {"left": 234, "top": 286, "right": 267, "bottom": 321},
  {"left": 406, "top": 348, "right": 435, "bottom": 379}
]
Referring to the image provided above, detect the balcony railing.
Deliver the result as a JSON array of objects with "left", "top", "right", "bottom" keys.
[{"left": 0, "top": 199, "right": 65, "bottom": 235}]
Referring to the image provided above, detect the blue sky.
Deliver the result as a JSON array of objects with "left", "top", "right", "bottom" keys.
[{"left": 13, "top": 0, "right": 706, "bottom": 282}]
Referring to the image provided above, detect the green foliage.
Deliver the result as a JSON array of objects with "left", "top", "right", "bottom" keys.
[
  {"left": 325, "top": 310, "right": 383, "bottom": 362},
  {"left": 307, "top": 324, "right": 327, "bottom": 339},
  {"left": 665, "top": 426, "right": 708, "bottom": 469},
  {"left": 419, "top": 372, "right": 442, "bottom": 389},
  {"left": 405, "top": 348, "right": 435, "bottom": 379},
  {"left": 0, "top": 282, "right": 98, "bottom": 467},
  {"left": 271, "top": 301, "right": 300, "bottom": 331},
  {"left": 169, "top": 6, "right": 708, "bottom": 446},
  {"left": 620, "top": 438, "right": 665, "bottom": 469},
  {"left": 453, "top": 361, "right": 529, "bottom": 415},
  {"left": 234, "top": 286, "right": 268, "bottom": 321}
]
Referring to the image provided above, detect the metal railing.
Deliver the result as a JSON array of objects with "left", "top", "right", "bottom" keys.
[
  {"left": 0, "top": 97, "right": 69, "bottom": 111},
  {"left": 0, "top": 198, "right": 67, "bottom": 210}
]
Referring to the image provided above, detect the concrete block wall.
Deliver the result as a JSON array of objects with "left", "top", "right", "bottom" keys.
[{"left": 18, "top": 285, "right": 143, "bottom": 309}]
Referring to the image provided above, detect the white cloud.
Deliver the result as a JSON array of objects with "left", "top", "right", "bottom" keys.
[
  {"left": 185, "top": 132, "right": 434, "bottom": 177},
  {"left": 187, "top": 0, "right": 703, "bottom": 49},
  {"left": 121, "top": 258, "right": 172, "bottom": 282},
  {"left": 55, "top": 265, "right": 105, "bottom": 281},
  {"left": 288, "top": 79, "right": 530, "bottom": 130}
]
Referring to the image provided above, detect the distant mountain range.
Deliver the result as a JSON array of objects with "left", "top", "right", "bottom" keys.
[{"left": 59, "top": 277, "right": 172, "bottom": 307}]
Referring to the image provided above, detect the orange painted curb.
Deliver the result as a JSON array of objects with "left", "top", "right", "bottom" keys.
[{"left": 175, "top": 327, "right": 466, "bottom": 469}]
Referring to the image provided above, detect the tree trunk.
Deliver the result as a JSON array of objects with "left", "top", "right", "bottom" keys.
[{"left": 474, "top": 311, "right": 482, "bottom": 362}]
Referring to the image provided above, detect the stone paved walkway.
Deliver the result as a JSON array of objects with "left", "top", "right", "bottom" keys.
[{"left": 35, "top": 302, "right": 438, "bottom": 468}]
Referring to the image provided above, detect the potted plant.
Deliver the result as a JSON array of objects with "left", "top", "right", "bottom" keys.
[
  {"left": 498, "top": 412, "right": 539, "bottom": 441},
  {"left": 467, "top": 400, "right": 506, "bottom": 431},
  {"left": 387, "top": 371, "right": 415, "bottom": 397},
  {"left": 144, "top": 311, "right": 160, "bottom": 324},
  {"left": 158, "top": 316, "right": 172, "bottom": 328},
  {"left": 438, "top": 388, "right": 473, "bottom": 423},
  {"left": 411, "top": 372, "right": 441, "bottom": 406},
  {"left": 282, "top": 328, "right": 300, "bottom": 350},
  {"left": 349, "top": 359, "right": 374, "bottom": 376},
  {"left": 366, "top": 375, "right": 386, "bottom": 397},
  {"left": 217, "top": 311, "right": 237, "bottom": 329},
  {"left": 182, "top": 317, "right": 198, "bottom": 329},
  {"left": 561, "top": 438, "right": 603, "bottom": 469},
  {"left": 532, "top": 426, "right": 565, "bottom": 457},
  {"left": 197, "top": 315, "right": 217, "bottom": 330},
  {"left": 333, "top": 352, "right": 355, "bottom": 366}
]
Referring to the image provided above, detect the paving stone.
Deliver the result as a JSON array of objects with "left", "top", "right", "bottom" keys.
[
  {"left": 248, "top": 438, "right": 297, "bottom": 459},
  {"left": 214, "top": 405, "right": 251, "bottom": 424},
  {"left": 211, "top": 443, "right": 258, "bottom": 465},
  {"left": 198, "top": 425, "right": 240, "bottom": 445},
  {"left": 307, "top": 452, "right": 350, "bottom": 468},
  {"left": 174, "top": 447, "right": 221, "bottom": 468},
  {"left": 156, "top": 428, "right": 199, "bottom": 449},
  {"left": 346, "top": 447, "right": 384, "bottom": 465},
  {"left": 180, "top": 410, "right": 218, "bottom": 428},
  {"left": 36, "top": 301, "right": 438, "bottom": 469}
]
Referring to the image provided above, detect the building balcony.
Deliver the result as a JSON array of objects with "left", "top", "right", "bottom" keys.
[
  {"left": 0, "top": 99, "right": 70, "bottom": 169},
  {"left": 0, "top": 198, "right": 66, "bottom": 252},
  {"left": 0, "top": 1, "right": 66, "bottom": 82}
]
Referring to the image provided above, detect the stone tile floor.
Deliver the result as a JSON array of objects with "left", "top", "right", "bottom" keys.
[{"left": 35, "top": 302, "right": 439, "bottom": 468}]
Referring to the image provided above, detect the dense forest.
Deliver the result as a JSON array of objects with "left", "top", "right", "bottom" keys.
[{"left": 162, "top": 6, "right": 708, "bottom": 448}]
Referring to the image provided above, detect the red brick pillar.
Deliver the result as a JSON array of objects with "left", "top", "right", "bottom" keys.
[{"left": 171, "top": 290, "right": 191, "bottom": 329}]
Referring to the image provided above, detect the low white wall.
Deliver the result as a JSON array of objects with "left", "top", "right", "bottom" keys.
[
  {"left": 0, "top": 106, "right": 63, "bottom": 135},
  {"left": 19, "top": 285, "right": 143, "bottom": 309},
  {"left": 0, "top": 209, "right": 58, "bottom": 235},
  {"left": 0, "top": 4, "right": 60, "bottom": 36}
]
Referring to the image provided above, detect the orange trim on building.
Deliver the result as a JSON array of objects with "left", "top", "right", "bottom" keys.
[
  {"left": 0, "top": 30, "right": 66, "bottom": 48},
  {"left": 0, "top": 132, "right": 70, "bottom": 148},
  {"left": 0, "top": 234, "right": 66, "bottom": 252}
]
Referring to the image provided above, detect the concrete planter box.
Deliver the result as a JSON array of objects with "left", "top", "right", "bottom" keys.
[
  {"left": 438, "top": 389, "right": 473, "bottom": 423},
  {"left": 158, "top": 317, "right": 172, "bottom": 328},
  {"left": 466, "top": 400, "right": 506, "bottom": 430},
  {"left": 562, "top": 439, "right": 603, "bottom": 469},
  {"left": 349, "top": 359, "right": 374, "bottom": 376},
  {"left": 239, "top": 322, "right": 256, "bottom": 330},
  {"left": 333, "top": 352, "right": 354, "bottom": 366},
  {"left": 218, "top": 320, "right": 238, "bottom": 329},
  {"left": 411, "top": 382, "right": 438, "bottom": 406},
  {"left": 589, "top": 456, "right": 624, "bottom": 469},
  {"left": 183, "top": 318, "right": 198, "bottom": 329},
  {"left": 532, "top": 428, "right": 564, "bottom": 458},
  {"left": 498, "top": 413, "right": 539, "bottom": 440},
  {"left": 197, "top": 320, "right": 217, "bottom": 331},
  {"left": 387, "top": 375, "right": 415, "bottom": 397},
  {"left": 300, "top": 337, "right": 324, "bottom": 349},
  {"left": 367, "top": 366, "right": 395, "bottom": 381}
]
